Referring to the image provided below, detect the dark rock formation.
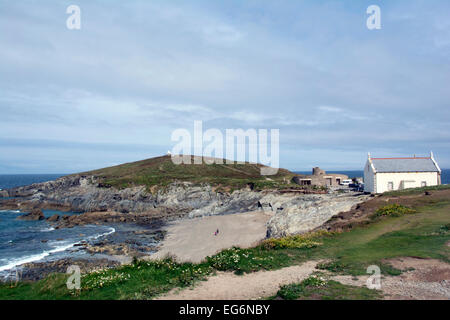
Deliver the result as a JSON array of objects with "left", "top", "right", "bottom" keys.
[
  {"left": 46, "top": 214, "right": 60, "bottom": 222},
  {"left": 17, "top": 209, "right": 45, "bottom": 221}
]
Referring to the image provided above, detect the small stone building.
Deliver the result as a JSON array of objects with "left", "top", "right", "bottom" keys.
[{"left": 293, "top": 167, "right": 349, "bottom": 187}]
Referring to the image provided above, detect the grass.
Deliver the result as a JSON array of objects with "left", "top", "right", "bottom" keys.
[
  {"left": 272, "top": 276, "right": 382, "bottom": 300},
  {"left": 75, "top": 155, "right": 300, "bottom": 191},
  {"left": 374, "top": 204, "right": 416, "bottom": 217},
  {"left": 1, "top": 193, "right": 450, "bottom": 300},
  {"left": 261, "top": 230, "right": 334, "bottom": 249},
  {"left": 205, "top": 247, "right": 291, "bottom": 275},
  {"left": 383, "top": 184, "right": 450, "bottom": 196},
  {"left": 0, "top": 258, "right": 214, "bottom": 300}
]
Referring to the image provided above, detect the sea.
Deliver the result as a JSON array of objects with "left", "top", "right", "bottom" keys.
[{"left": 0, "top": 174, "right": 159, "bottom": 277}]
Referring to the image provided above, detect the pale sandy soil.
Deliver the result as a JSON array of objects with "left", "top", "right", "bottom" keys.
[
  {"left": 155, "top": 261, "right": 321, "bottom": 300},
  {"left": 332, "top": 257, "right": 450, "bottom": 300},
  {"left": 156, "top": 257, "right": 450, "bottom": 300},
  {"left": 149, "top": 211, "right": 272, "bottom": 263}
]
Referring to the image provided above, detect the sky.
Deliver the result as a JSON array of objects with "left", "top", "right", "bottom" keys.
[{"left": 1, "top": 0, "right": 450, "bottom": 173}]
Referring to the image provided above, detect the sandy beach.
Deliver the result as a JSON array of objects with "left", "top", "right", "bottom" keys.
[{"left": 149, "top": 210, "right": 273, "bottom": 263}]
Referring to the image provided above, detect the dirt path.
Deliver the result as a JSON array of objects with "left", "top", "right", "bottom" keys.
[
  {"left": 332, "top": 257, "right": 450, "bottom": 300},
  {"left": 149, "top": 211, "right": 272, "bottom": 263},
  {"left": 156, "top": 260, "right": 320, "bottom": 300}
]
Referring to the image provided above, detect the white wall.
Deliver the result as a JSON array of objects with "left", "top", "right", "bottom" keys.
[
  {"left": 375, "top": 172, "right": 439, "bottom": 193},
  {"left": 364, "top": 160, "right": 375, "bottom": 193}
]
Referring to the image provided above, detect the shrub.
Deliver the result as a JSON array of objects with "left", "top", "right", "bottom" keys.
[
  {"left": 277, "top": 275, "right": 326, "bottom": 300},
  {"left": 317, "top": 261, "right": 350, "bottom": 273},
  {"left": 438, "top": 223, "right": 450, "bottom": 235},
  {"left": 81, "top": 258, "right": 212, "bottom": 291},
  {"left": 205, "top": 247, "right": 277, "bottom": 274},
  {"left": 261, "top": 230, "right": 333, "bottom": 250},
  {"left": 277, "top": 283, "right": 303, "bottom": 300},
  {"left": 375, "top": 204, "right": 416, "bottom": 217}
]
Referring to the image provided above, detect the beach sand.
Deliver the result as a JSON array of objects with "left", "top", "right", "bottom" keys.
[{"left": 148, "top": 210, "right": 272, "bottom": 263}]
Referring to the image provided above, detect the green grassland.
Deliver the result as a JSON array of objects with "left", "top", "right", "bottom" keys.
[
  {"left": 77, "top": 155, "right": 297, "bottom": 191},
  {"left": 383, "top": 184, "right": 450, "bottom": 196},
  {"left": 271, "top": 275, "right": 382, "bottom": 300},
  {"left": 1, "top": 189, "right": 449, "bottom": 300}
]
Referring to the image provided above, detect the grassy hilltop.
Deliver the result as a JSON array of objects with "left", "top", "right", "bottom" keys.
[{"left": 78, "top": 155, "right": 296, "bottom": 191}]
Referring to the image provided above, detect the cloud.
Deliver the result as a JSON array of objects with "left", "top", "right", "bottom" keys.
[
  {"left": 318, "top": 106, "right": 343, "bottom": 113},
  {"left": 1, "top": 0, "right": 450, "bottom": 172}
]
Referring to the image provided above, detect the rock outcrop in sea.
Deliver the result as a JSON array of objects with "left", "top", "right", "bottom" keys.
[{"left": 17, "top": 208, "right": 45, "bottom": 221}]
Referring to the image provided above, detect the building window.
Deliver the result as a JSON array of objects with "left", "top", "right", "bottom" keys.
[
  {"left": 300, "top": 180, "right": 311, "bottom": 186},
  {"left": 388, "top": 182, "right": 394, "bottom": 191},
  {"left": 421, "top": 181, "right": 427, "bottom": 187}
]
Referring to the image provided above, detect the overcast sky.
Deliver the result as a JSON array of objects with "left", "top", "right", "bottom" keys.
[{"left": 1, "top": 0, "right": 450, "bottom": 173}]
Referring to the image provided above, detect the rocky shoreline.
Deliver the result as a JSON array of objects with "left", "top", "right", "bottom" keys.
[{"left": 0, "top": 174, "right": 368, "bottom": 280}]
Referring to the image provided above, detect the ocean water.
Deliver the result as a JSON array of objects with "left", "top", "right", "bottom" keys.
[
  {"left": 0, "top": 174, "right": 117, "bottom": 275},
  {"left": 0, "top": 175, "right": 165, "bottom": 276},
  {"left": 0, "top": 209, "right": 115, "bottom": 276},
  {"left": 0, "top": 174, "right": 65, "bottom": 190},
  {"left": 294, "top": 169, "right": 450, "bottom": 184}
]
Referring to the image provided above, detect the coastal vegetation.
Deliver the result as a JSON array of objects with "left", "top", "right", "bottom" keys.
[
  {"left": 261, "top": 230, "right": 332, "bottom": 250},
  {"left": 78, "top": 155, "right": 297, "bottom": 191},
  {"left": 1, "top": 187, "right": 449, "bottom": 300},
  {"left": 383, "top": 183, "right": 450, "bottom": 196},
  {"left": 272, "top": 275, "right": 382, "bottom": 300},
  {"left": 374, "top": 204, "right": 416, "bottom": 217}
]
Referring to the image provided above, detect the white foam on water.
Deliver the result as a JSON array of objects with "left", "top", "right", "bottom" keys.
[
  {"left": 41, "top": 227, "right": 55, "bottom": 232},
  {"left": 0, "top": 242, "right": 76, "bottom": 272},
  {"left": 89, "top": 227, "right": 116, "bottom": 240},
  {"left": 0, "top": 226, "right": 116, "bottom": 272}
]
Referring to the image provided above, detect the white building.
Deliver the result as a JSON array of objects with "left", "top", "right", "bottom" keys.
[{"left": 364, "top": 152, "right": 441, "bottom": 193}]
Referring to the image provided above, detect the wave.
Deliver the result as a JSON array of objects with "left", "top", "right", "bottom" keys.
[
  {"left": 41, "top": 227, "right": 55, "bottom": 232},
  {"left": 0, "top": 210, "right": 20, "bottom": 213},
  {"left": 0, "top": 242, "right": 76, "bottom": 272},
  {"left": 88, "top": 227, "right": 116, "bottom": 240},
  {"left": 0, "top": 227, "right": 116, "bottom": 272}
]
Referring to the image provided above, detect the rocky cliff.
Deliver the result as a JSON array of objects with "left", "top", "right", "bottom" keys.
[
  {"left": 1, "top": 174, "right": 368, "bottom": 237},
  {"left": 265, "top": 193, "right": 369, "bottom": 237},
  {"left": 3, "top": 175, "right": 264, "bottom": 215}
]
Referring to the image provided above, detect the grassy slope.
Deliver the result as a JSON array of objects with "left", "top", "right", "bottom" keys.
[
  {"left": 383, "top": 184, "right": 450, "bottom": 196},
  {"left": 1, "top": 188, "right": 449, "bottom": 300},
  {"left": 77, "top": 155, "right": 296, "bottom": 190},
  {"left": 272, "top": 276, "right": 382, "bottom": 300}
]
